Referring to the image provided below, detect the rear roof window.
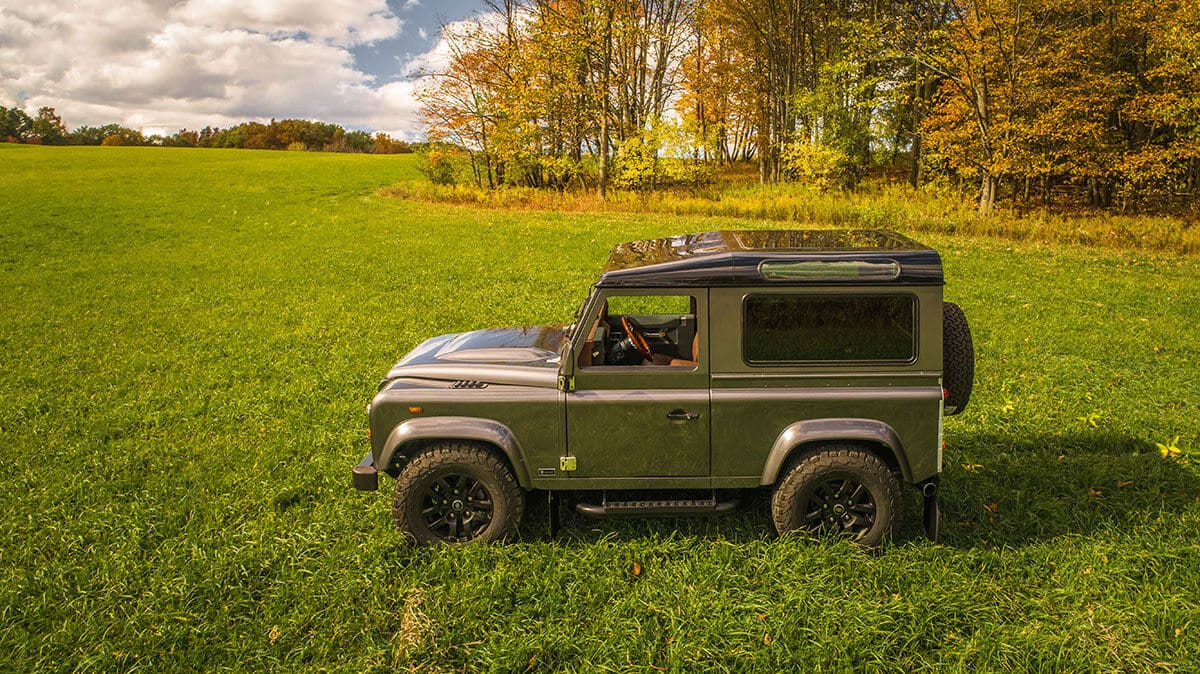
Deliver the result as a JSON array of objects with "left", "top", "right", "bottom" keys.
[{"left": 759, "top": 260, "right": 900, "bottom": 281}]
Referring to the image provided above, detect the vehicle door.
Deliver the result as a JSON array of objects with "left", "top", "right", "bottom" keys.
[{"left": 564, "top": 289, "right": 709, "bottom": 479}]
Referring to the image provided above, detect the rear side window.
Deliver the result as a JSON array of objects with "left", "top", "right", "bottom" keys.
[{"left": 744, "top": 294, "right": 916, "bottom": 363}]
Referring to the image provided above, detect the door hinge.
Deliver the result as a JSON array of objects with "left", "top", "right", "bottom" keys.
[
  {"left": 559, "top": 456, "right": 577, "bottom": 472},
  {"left": 557, "top": 375, "right": 575, "bottom": 392}
]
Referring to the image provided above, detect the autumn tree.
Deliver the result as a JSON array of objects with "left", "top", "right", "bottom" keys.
[
  {"left": 413, "top": 0, "right": 1198, "bottom": 209},
  {"left": 1111, "top": 1, "right": 1200, "bottom": 207},
  {"left": 677, "top": 3, "right": 758, "bottom": 163},
  {"left": 698, "top": 0, "right": 810, "bottom": 182},
  {"left": 30, "top": 107, "right": 67, "bottom": 145},
  {"left": 69, "top": 124, "right": 145, "bottom": 146},
  {"left": 912, "top": 0, "right": 1199, "bottom": 211},
  {"left": 418, "top": 15, "right": 506, "bottom": 186}
]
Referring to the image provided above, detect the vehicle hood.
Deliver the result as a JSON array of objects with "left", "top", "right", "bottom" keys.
[{"left": 384, "top": 325, "right": 566, "bottom": 388}]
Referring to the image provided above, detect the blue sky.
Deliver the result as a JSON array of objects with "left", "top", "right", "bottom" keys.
[
  {"left": 351, "top": 0, "right": 479, "bottom": 85},
  {"left": 0, "top": 0, "right": 487, "bottom": 138}
]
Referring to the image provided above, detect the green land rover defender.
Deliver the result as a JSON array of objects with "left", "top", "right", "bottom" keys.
[{"left": 352, "top": 230, "right": 974, "bottom": 547}]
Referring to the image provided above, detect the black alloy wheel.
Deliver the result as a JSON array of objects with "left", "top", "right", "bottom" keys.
[
  {"left": 801, "top": 475, "right": 878, "bottom": 538},
  {"left": 419, "top": 473, "right": 495, "bottom": 542},
  {"left": 392, "top": 442, "right": 524, "bottom": 545},
  {"left": 771, "top": 444, "right": 902, "bottom": 548}
]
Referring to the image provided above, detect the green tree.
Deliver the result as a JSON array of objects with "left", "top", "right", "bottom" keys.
[
  {"left": 163, "top": 129, "right": 200, "bottom": 147},
  {"left": 0, "top": 106, "right": 34, "bottom": 142},
  {"left": 30, "top": 107, "right": 67, "bottom": 145}
]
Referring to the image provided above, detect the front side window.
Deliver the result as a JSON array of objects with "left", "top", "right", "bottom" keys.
[
  {"left": 744, "top": 294, "right": 915, "bottom": 363},
  {"left": 578, "top": 293, "right": 699, "bottom": 367}
]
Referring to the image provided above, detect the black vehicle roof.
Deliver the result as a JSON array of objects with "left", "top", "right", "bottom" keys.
[{"left": 598, "top": 230, "right": 943, "bottom": 287}]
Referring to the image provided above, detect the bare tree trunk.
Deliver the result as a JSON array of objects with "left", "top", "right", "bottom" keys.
[
  {"left": 909, "top": 134, "right": 922, "bottom": 188},
  {"left": 598, "top": 5, "right": 613, "bottom": 200},
  {"left": 979, "top": 173, "right": 997, "bottom": 212}
]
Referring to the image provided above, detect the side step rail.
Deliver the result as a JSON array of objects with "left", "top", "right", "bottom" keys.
[{"left": 574, "top": 491, "right": 739, "bottom": 518}]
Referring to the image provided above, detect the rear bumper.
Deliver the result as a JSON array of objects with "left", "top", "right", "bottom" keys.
[{"left": 351, "top": 453, "right": 378, "bottom": 491}]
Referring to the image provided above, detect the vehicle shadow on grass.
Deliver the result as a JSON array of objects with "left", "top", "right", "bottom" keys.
[
  {"left": 932, "top": 430, "right": 1199, "bottom": 549},
  {"left": 516, "top": 431, "right": 1198, "bottom": 549},
  {"left": 518, "top": 489, "right": 779, "bottom": 546}
]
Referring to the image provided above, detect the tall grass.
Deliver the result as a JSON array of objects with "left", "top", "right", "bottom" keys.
[
  {"left": 2, "top": 145, "right": 1199, "bottom": 671},
  {"left": 383, "top": 179, "right": 1200, "bottom": 254}
]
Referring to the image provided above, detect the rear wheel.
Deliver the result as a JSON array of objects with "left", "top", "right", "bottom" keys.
[
  {"left": 391, "top": 442, "right": 523, "bottom": 545},
  {"left": 771, "top": 445, "right": 902, "bottom": 548}
]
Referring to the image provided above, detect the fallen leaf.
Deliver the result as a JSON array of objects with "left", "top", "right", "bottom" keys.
[
  {"left": 631, "top": 562, "right": 642, "bottom": 577},
  {"left": 984, "top": 503, "right": 999, "bottom": 513},
  {"left": 763, "top": 633, "right": 773, "bottom": 645},
  {"left": 1158, "top": 437, "right": 1182, "bottom": 458},
  {"left": 1088, "top": 488, "right": 1103, "bottom": 497},
  {"left": 1176, "top": 628, "right": 1184, "bottom": 637},
  {"left": 1117, "top": 480, "right": 1133, "bottom": 488},
  {"left": 269, "top": 625, "right": 281, "bottom": 645},
  {"left": 963, "top": 463, "right": 984, "bottom": 472},
  {"left": 757, "top": 613, "right": 767, "bottom": 622},
  {"left": 1058, "top": 454, "right": 1066, "bottom": 461},
  {"left": 1082, "top": 566, "right": 1093, "bottom": 575},
  {"left": 891, "top": 593, "right": 902, "bottom": 600}
]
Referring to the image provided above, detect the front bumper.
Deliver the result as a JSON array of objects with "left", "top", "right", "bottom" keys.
[{"left": 351, "top": 453, "right": 378, "bottom": 491}]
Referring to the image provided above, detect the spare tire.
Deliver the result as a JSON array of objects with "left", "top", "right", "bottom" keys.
[{"left": 942, "top": 302, "right": 974, "bottom": 415}]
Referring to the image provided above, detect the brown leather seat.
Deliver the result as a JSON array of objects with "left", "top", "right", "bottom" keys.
[{"left": 667, "top": 333, "right": 699, "bottom": 367}]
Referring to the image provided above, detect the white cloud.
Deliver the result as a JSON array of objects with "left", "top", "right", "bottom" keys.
[
  {"left": 402, "top": 15, "right": 501, "bottom": 77},
  {"left": 403, "top": 0, "right": 422, "bottom": 10},
  {"left": 170, "top": 0, "right": 401, "bottom": 46},
  {"left": 0, "top": 0, "right": 434, "bottom": 138},
  {"left": 418, "top": 27, "right": 428, "bottom": 40}
]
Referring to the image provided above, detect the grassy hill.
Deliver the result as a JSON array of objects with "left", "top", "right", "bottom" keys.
[{"left": 2, "top": 144, "right": 1198, "bottom": 671}]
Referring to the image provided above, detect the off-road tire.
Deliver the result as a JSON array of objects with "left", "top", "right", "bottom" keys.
[
  {"left": 943, "top": 301, "right": 974, "bottom": 415},
  {"left": 391, "top": 441, "right": 523, "bottom": 545},
  {"left": 771, "top": 445, "right": 903, "bottom": 548}
]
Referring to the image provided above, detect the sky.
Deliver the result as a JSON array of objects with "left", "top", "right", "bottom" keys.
[{"left": 0, "top": 0, "right": 484, "bottom": 139}]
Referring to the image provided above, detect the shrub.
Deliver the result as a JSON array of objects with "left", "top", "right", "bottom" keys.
[
  {"left": 418, "top": 148, "right": 461, "bottom": 186},
  {"left": 612, "top": 134, "right": 660, "bottom": 191},
  {"left": 611, "top": 122, "right": 717, "bottom": 191},
  {"left": 780, "top": 141, "right": 847, "bottom": 191},
  {"left": 286, "top": 141, "right": 307, "bottom": 152},
  {"left": 100, "top": 135, "right": 124, "bottom": 146}
]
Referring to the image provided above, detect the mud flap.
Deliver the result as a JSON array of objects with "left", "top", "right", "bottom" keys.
[
  {"left": 923, "top": 491, "right": 941, "bottom": 543},
  {"left": 548, "top": 491, "right": 561, "bottom": 539}
]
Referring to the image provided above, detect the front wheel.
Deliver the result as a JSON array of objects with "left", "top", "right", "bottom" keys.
[
  {"left": 391, "top": 442, "right": 524, "bottom": 545},
  {"left": 771, "top": 445, "right": 902, "bottom": 548}
]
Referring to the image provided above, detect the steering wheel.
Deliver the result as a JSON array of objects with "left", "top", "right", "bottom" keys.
[{"left": 620, "top": 316, "right": 653, "bottom": 360}]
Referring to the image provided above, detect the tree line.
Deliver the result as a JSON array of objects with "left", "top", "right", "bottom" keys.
[
  {"left": 0, "top": 106, "right": 413, "bottom": 154},
  {"left": 420, "top": 0, "right": 1200, "bottom": 212}
]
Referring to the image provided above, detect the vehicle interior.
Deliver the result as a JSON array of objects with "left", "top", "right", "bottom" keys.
[{"left": 577, "top": 294, "right": 699, "bottom": 367}]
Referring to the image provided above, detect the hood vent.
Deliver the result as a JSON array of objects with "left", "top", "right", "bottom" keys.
[{"left": 450, "top": 380, "right": 489, "bottom": 389}]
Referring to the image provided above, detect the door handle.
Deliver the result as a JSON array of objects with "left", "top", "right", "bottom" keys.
[{"left": 666, "top": 409, "right": 700, "bottom": 421}]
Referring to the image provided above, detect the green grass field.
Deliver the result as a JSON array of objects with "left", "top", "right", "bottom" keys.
[{"left": 2, "top": 144, "right": 1199, "bottom": 672}]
